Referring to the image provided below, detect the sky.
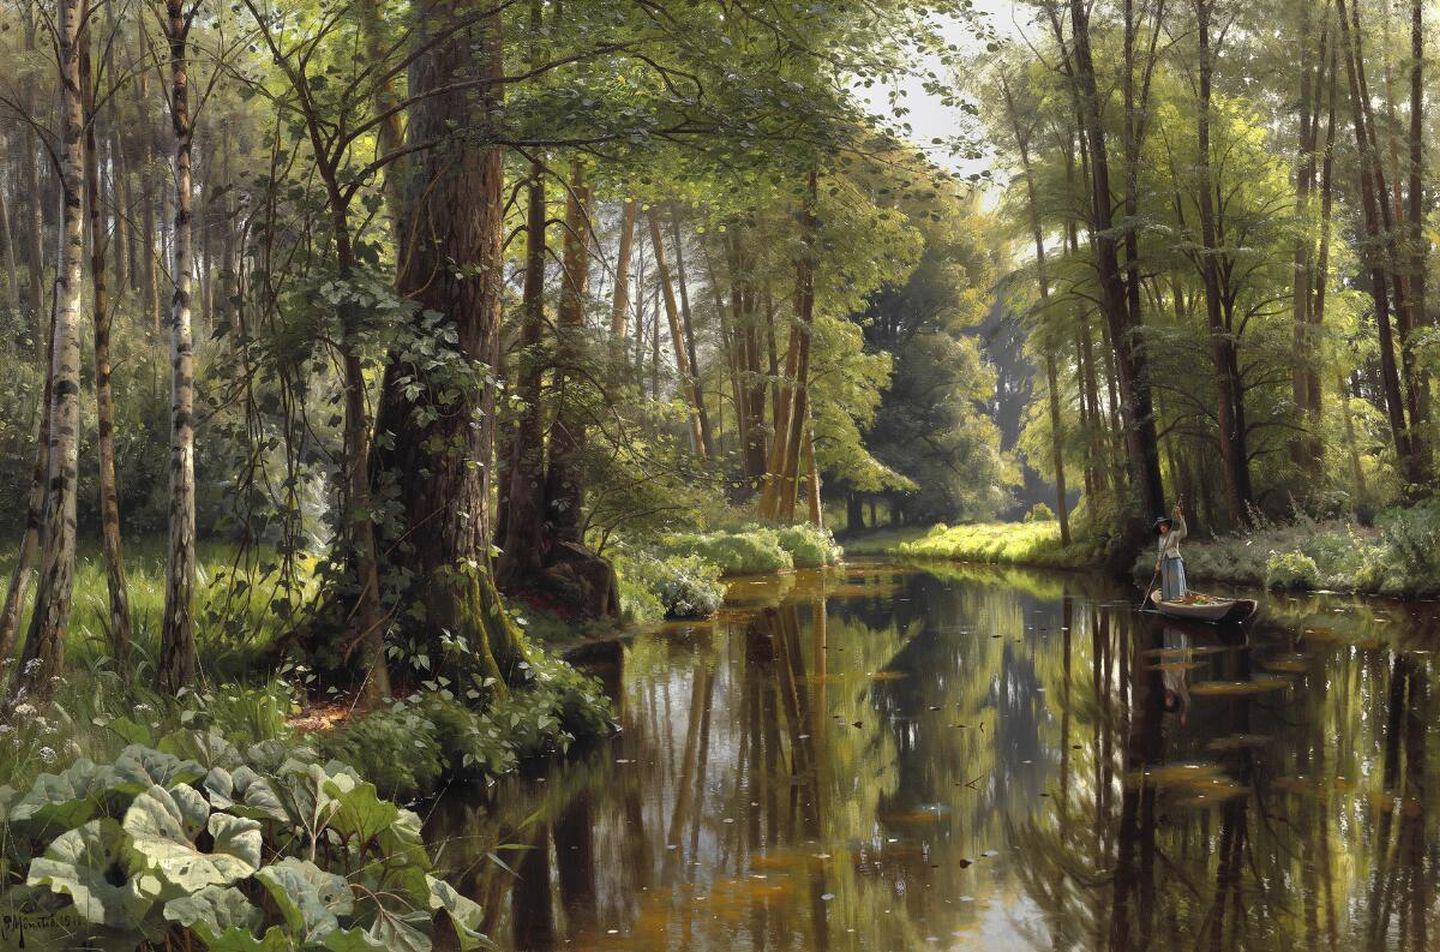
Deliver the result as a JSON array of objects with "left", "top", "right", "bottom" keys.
[{"left": 855, "top": 0, "right": 1031, "bottom": 179}]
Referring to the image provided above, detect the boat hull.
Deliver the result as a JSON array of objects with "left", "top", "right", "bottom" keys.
[{"left": 1149, "top": 590, "right": 1256, "bottom": 623}]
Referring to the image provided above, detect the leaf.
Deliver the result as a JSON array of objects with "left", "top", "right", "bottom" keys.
[
  {"left": 106, "top": 717, "right": 156, "bottom": 747},
  {"left": 323, "top": 774, "right": 398, "bottom": 843},
  {"left": 10, "top": 759, "right": 115, "bottom": 830},
  {"left": 124, "top": 784, "right": 260, "bottom": 892},
  {"left": 255, "top": 858, "right": 353, "bottom": 941},
  {"left": 325, "top": 912, "right": 432, "bottom": 952},
  {"left": 426, "top": 877, "right": 492, "bottom": 950},
  {"left": 163, "top": 885, "right": 288, "bottom": 950},
  {"left": 203, "top": 766, "right": 287, "bottom": 822},
  {"left": 161, "top": 729, "right": 244, "bottom": 770},
  {"left": 110, "top": 745, "right": 206, "bottom": 795},
  {"left": 26, "top": 818, "right": 155, "bottom": 928}
]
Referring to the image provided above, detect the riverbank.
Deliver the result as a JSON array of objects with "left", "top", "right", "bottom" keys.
[{"left": 863, "top": 505, "right": 1440, "bottom": 600}]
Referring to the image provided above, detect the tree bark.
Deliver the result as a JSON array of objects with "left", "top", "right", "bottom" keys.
[
  {"left": 1336, "top": 0, "right": 1417, "bottom": 483},
  {"left": 671, "top": 211, "right": 713, "bottom": 455},
  {"left": 0, "top": 167, "right": 20, "bottom": 321},
  {"left": 498, "top": 156, "right": 548, "bottom": 588},
  {"left": 82, "top": 29, "right": 134, "bottom": 666},
  {"left": 1068, "top": 0, "right": 1167, "bottom": 529},
  {"left": 544, "top": 159, "right": 593, "bottom": 545},
  {"left": 158, "top": 0, "right": 198, "bottom": 692},
  {"left": 1195, "top": 0, "right": 1254, "bottom": 523},
  {"left": 8, "top": 0, "right": 86, "bottom": 706},
  {"left": 647, "top": 211, "right": 708, "bottom": 457},
  {"left": 610, "top": 199, "right": 637, "bottom": 339},
  {"left": 372, "top": 0, "right": 525, "bottom": 686}
]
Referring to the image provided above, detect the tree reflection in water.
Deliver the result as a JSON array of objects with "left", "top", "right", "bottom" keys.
[{"left": 422, "top": 563, "right": 1440, "bottom": 950}]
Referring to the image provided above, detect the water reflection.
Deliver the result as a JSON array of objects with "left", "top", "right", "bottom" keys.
[{"left": 426, "top": 561, "right": 1440, "bottom": 950}]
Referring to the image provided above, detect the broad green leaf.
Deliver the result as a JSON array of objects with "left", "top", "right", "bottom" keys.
[
  {"left": 110, "top": 745, "right": 205, "bottom": 795},
  {"left": 323, "top": 774, "right": 398, "bottom": 843},
  {"left": 203, "top": 766, "right": 287, "bottom": 821},
  {"left": 106, "top": 717, "right": 155, "bottom": 747},
  {"left": 124, "top": 785, "right": 260, "bottom": 891},
  {"left": 26, "top": 818, "right": 155, "bottom": 928},
  {"left": 255, "top": 858, "right": 353, "bottom": 940},
  {"left": 161, "top": 729, "right": 244, "bottom": 770},
  {"left": 427, "top": 877, "right": 492, "bottom": 950},
  {"left": 376, "top": 808, "right": 429, "bottom": 872},
  {"left": 10, "top": 759, "right": 115, "bottom": 830},
  {"left": 162, "top": 885, "right": 291, "bottom": 950},
  {"left": 324, "top": 913, "right": 431, "bottom": 952}
]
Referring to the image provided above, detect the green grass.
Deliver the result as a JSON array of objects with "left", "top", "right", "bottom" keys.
[{"left": 892, "top": 520, "right": 1101, "bottom": 570}]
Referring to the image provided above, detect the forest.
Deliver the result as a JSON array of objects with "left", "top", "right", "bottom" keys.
[{"left": 1, "top": 0, "right": 1440, "bottom": 947}]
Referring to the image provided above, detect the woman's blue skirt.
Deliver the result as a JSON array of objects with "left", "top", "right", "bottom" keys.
[{"left": 1161, "top": 556, "right": 1187, "bottom": 601}]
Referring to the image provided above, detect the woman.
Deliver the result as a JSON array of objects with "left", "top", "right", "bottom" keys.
[{"left": 1154, "top": 502, "right": 1187, "bottom": 602}]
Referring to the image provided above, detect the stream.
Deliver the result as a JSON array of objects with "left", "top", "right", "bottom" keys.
[{"left": 425, "top": 559, "right": 1440, "bottom": 950}]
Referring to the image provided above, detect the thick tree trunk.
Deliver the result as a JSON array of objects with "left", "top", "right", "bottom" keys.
[
  {"left": 82, "top": 33, "right": 134, "bottom": 665},
  {"left": 372, "top": 1, "right": 525, "bottom": 685},
  {"left": 1291, "top": 7, "right": 1323, "bottom": 472},
  {"left": 1068, "top": 0, "right": 1166, "bottom": 528},
  {"left": 648, "top": 211, "right": 707, "bottom": 457},
  {"left": 159, "top": 0, "right": 198, "bottom": 692},
  {"left": 498, "top": 158, "right": 548, "bottom": 588},
  {"left": 803, "top": 417, "right": 822, "bottom": 527},
  {"left": 8, "top": 0, "right": 86, "bottom": 707}
]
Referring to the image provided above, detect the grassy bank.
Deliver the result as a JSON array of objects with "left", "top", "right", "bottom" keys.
[
  {"left": 866, "top": 503, "right": 1440, "bottom": 600},
  {"left": 888, "top": 520, "right": 1102, "bottom": 571},
  {"left": 611, "top": 522, "right": 843, "bottom": 620},
  {"left": 1133, "top": 505, "right": 1440, "bottom": 598}
]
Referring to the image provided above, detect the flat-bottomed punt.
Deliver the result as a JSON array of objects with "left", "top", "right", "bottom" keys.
[{"left": 1149, "top": 590, "right": 1257, "bottom": 624}]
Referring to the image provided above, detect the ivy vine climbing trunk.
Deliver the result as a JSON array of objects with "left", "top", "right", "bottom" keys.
[
  {"left": 8, "top": 0, "right": 86, "bottom": 706},
  {"left": 159, "top": 0, "right": 198, "bottom": 692},
  {"left": 372, "top": 0, "right": 525, "bottom": 687}
]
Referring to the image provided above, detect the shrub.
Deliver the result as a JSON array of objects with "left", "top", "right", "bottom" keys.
[
  {"left": 775, "top": 524, "right": 843, "bottom": 568},
  {"left": 1265, "top": 550, "right": 1322, "bottom": 591},
  {"left": 1024, "top": 502, "right": 1055, "bottom": 523},
  {"left": 618, "top": 551, "right": 725, "bottom": 619},
  {"left": 657, "top": 528, "right": 793, "bottom": 575},
  {"left": 0, "top": 737, "right": 490, "bottom": 949}
]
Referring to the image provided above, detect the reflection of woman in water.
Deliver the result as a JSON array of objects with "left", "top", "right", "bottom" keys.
[
  {"left": 1162, "top": 625, "right": 1190, "bottom": 725},
  {"left": 1153, "top": 502, "right": 1188, "bottom": 601}
]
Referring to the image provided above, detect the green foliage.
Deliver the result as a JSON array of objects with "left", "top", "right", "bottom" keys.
[
  {"left": 657, "top": 527, "right": 794, "bottom": 575},
  {"left": 895, "top": 521, "right": 1098, "bottom": 570},
  {"left": 2, "top": 742, "right": 492, "bottom": 949},
  {"left": 1264, "top": 551, "right": 1322, "bottom": 591},
  {"left": 774, "top": 524, "right": 844, "bottom": 568},
  {"left": 614, "top": 550, "right": 725, "bottom": 620},
  {"left": 1024, "top": 503, "right": 1055, "bottom": 524},
  {"left": 320, "top": 651, "right": 613, "bottom": 801}
]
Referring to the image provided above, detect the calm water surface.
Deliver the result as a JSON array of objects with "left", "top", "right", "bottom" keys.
[{"left": 427, "top": 560, "right": 1440, "bottom": 951}]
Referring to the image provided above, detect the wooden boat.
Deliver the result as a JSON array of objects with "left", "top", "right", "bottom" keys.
[{"left": 1149, "top": 590, "right": 1257, "bottom": 624}]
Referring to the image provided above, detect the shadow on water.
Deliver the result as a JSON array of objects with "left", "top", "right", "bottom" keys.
[{"left": 424, "top": 560, "right": 1440, "bottom": 950}]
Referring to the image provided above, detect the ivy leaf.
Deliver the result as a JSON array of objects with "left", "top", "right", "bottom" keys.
[
  {"left": 255, "top": 857, "right": 353, "bottom": 941},
  {"left": 124, "top": 784, "right": 261, "bottom": 892},
  {"left": 163, "top": 885, "right": 289, "bottom": 950},
  {"left": 110, "top": 745, "right": 206, "bottom": 795},
  {"left": 10, "top": 759, "right": 115, "bottom": 831},
  {"left": 26, "top": 818, "right": 156, "bottom": 928}
]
